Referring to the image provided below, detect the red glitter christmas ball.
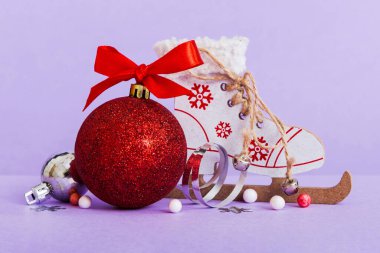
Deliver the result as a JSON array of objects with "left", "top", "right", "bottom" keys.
[{"left": 74, "top": 96, "right": 187, "bottom": 209}]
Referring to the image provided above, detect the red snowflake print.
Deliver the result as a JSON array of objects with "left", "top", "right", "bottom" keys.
[
  {"left": 248, "top": 136, "right": 269, "bottom": 162},
  {"left": 188, "top": 83, "right": 214, "bottom": 110},
  {"left": 215, "top": 121, "right": 232, "bottom": 139}
]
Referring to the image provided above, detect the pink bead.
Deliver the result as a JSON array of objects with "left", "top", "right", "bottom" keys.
[{"left": 297, "top": 193, "right": 311, "bottom": 208}]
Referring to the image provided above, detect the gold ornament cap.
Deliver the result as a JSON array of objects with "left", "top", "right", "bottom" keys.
[{"left": 129, "top": 84, "right": 150, "bottom": 99}]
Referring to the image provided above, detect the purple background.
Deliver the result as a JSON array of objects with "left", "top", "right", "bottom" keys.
[
  {"left": 0, "top": 0, "right": 379, "bottom": 176},
  {"left": 1, "top": 2, "right": 380, "bottom": 252}
]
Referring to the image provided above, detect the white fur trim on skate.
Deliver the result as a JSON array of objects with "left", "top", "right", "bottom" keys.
[{"left": 154, "top": 36, "right": 249, "bottom": 76}]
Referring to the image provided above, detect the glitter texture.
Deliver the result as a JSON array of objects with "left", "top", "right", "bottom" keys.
[{"left": 74, "top": 97, "right": 187, "bottom": 209}]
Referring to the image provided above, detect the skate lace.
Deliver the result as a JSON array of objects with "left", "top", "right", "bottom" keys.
[{"left": 188, "top": 48, "right": 295, "bottom": 179}]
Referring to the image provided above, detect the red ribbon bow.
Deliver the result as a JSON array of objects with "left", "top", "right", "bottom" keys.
[{"left": 83, "top": 40, "right": 203, "bottom": 111}]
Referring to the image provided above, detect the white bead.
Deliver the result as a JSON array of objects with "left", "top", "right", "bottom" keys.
[
  {"left": 270, "top": 195, "right": 285, "bottom": 210},
  {"left": 243, "top": 189, "right": 258, "bottom": 203},
  {"left": 78, "top": 195, "right": 92, "bottom": 209},
  {"left": 169, "top": 199, "right": 182, "bottom": 213}
]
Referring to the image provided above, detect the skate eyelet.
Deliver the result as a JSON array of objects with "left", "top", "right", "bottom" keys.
[
  {"left": 256, "top": 121, "right": 263, "bottom": 129},
  {"left": 227, "top": 99, "right": 234, "bottom": 107},
  {"left": 220, "top": 83, "right": 228, "bottom": 91},
  {"left": 239, "top": 112, "right": 247, "bottom": 120}
]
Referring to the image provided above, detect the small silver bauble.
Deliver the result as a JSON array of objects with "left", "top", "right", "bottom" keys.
[
  {"left": 25, "top": 152, "right": 88, "bottom": 205},
  {"left": 281, "top": 178, "right": 299, "bottom": 196},
  {"left": 232, "top": 154, "right": 250, "bottom": 171}
]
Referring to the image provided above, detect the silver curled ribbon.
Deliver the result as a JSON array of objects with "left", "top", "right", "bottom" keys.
[{"left": 181, "top": 143, "right": 247, "bottom": 208}]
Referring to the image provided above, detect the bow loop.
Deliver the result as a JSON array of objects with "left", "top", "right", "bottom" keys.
[
  {"left": 94, "top": 46, "right": 137, "bottom": 77},
  {"left": 83, "top": 40, "right": 203, "bottom": 111}
]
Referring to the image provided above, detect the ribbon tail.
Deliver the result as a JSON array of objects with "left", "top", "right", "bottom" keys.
[
  {"left": 143, "top": 75, "right": 192, "bottom": 98},
  {"left": 83, "top": 75, "right": 132, "bottom": 111}
]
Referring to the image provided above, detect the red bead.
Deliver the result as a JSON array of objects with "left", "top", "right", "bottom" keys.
[
  {"left": 70, "top": 193, "right": 80, "bottom": 206},
  {"left": 74, "top": 97, "right": 187, "bottom": 209},
  {"left": 297, "top": 193, "right": 311, "bottom": 208}
]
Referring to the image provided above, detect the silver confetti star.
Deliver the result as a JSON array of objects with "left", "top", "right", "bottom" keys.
[
  {"left": 218, "top": 206, "right": 253, "bottom": 214},
  {"left": 30, "top": 205, "right": 66, "bottom": 212}
]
